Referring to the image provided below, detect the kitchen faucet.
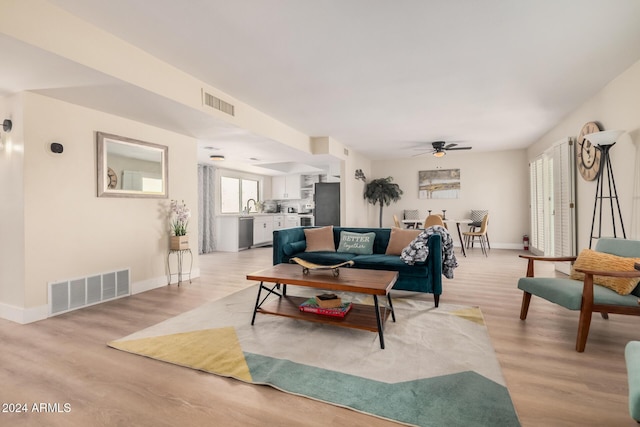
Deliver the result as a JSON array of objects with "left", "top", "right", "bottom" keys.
[{"left": 245, "top": 198, "right": 257, "bottom": 213}]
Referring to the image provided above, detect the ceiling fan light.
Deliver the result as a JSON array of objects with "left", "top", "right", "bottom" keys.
[{"left": 433, "top": 151, "right": 446, "bottom": 158}]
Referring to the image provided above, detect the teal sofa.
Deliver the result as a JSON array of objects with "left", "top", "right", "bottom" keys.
[{"left": 272, "top": 227, "right": 443, "bottom": 306}]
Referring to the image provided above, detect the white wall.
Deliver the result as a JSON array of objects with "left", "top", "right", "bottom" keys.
[
  {"left": 0, "top": 93, "right": 26, "bottom": 311},
  {"left": 1, "top": 92, "right": 198, "bottom": 323},
  {"left": 371, "top": 149, "right": 529, "bottom": 248},
  {"left": 528, "top": 59, "right": 640, "bottom": 249},
  {"left": 343, "top": 150, "right": 373, "bottom": 227}
]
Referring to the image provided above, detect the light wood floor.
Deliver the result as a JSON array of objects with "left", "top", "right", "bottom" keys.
[{"left": 1, "top": 246, "right": 639, "bottom": 426}]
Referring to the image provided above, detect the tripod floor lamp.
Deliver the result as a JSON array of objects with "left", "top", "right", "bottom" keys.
[{"left": 583, "top": 129, "right": 627, "bottom": 248}]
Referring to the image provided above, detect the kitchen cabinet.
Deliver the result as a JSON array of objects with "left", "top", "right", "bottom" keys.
[
  {"left": 253, "top": 216, "right": 274, "bottom": 246},
  {"left": 216, "top": 216, "right": 241, "bottom": 252},
  {"left": 216, "top": 214, "right": 286, "bottom": 252},
  {"left": 273, "top": 215, "right": 285, "bottom": 230},
  {"left": 272, "top": 175, "right": 301, "bottom": 199},
  {"left": 285, "top": 215, "right": 300, "bottom": 228}
]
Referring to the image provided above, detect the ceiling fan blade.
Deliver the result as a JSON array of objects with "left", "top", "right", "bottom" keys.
[
  {"left": 446, "top": 146, "right": 472, "bottom": 150},
  {"left": 444, "top": 143, "right": 458, "bottom": 149},
  {"left": 411, "top": 150, "right": 434, "bottom": 157}
]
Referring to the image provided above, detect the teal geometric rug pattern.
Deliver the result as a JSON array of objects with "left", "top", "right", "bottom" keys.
[{"left": 109, "top": 285, "right": 520, "bottom": 427}]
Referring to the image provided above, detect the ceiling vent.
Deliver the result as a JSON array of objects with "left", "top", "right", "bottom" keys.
[{"left": 202, "top": 90, "right": 235, "bottom": 116}]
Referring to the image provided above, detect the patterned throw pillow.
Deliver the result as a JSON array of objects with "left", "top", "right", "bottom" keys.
[
  {"left": 404, "top": 210, "right": 420, "bottom": 220},
  {"left": 337, "top": 231, "right": 376, "bottom": 255},
  {"left": 570, "top": 249, "right": 640, "bottom": 295},
  {"left": 470, "top": 210, "right": 488, "bottom": 223}
]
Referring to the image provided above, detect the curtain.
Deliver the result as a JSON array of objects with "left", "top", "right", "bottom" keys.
[
  {"left": 198, "top": 165, "right": 216, "bottom": 254},
  {"left": 632, "top": 139, "right": 640, "bottom": 240}
]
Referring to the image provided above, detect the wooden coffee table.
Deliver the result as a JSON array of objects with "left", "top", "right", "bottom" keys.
[{"left": 247, "top": 263, "right": 398, "bottom": 349}]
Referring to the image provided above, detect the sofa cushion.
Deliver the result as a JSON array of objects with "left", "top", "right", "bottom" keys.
[
  {"left": 570, "top": 249, "right": 640, "bottom": 295},
  {"left": 337, "top": 231, "right": 376, "bottom": 255},
  {"left": 283, "top": 240, "right": 306, "bottom": 256},
  {"left": 625, "top": 341, "right": 640, "bottom": 421},
  {"left": 293, "top": 251, "right": 357, "bottom": 265},
  {"left": 304, "top": 226, "right": 336, "bottom": 252},
  {"left": 518, "top": 277, "right": 640, "bottom": 310},
  {"left": 353, "top": 254, "right": 428, "bottom": 276},
  {"left": 385, "top": 227, "right": 421, "bottom": 255}
]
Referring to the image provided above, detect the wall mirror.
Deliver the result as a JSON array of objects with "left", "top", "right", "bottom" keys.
[{"left": 97, "top": 132, "right": 168, "bottom": 198}]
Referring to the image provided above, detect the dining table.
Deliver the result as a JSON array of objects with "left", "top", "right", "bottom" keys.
[
  {"left": 401, "top": 219, "right": 422, "bottom": 229},
  {"left": 443, "top": 218, "right": 473, "bottom": 257}
]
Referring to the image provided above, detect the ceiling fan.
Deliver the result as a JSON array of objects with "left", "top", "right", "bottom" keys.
[{"left": 413, "top": 141, "right": 472, "bottom": 158}]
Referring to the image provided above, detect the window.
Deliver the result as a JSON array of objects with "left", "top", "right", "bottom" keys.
[{"left": 220, "top": 176, "right": 259, "bottom": 213}]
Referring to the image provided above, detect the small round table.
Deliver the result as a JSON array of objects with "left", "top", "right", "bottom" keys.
[{"left": 167, "top": 248, "right": 193, "bottom": 286}]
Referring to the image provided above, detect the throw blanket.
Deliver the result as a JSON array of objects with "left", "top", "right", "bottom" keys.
[{"left": 400, "top": 225, "right": 459, "bottom": 279}]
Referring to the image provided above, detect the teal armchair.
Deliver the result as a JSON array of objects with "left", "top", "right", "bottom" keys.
[
  {"left": 625, "top": 341, "right": 640, "bottom": 422},
  {"left": 517, "top": 238, "right": 640, "bottom": 352}
]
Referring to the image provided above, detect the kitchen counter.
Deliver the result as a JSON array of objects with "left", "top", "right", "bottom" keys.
[{"left": 215, "top": 213, "right": 297, "bottom": 252}]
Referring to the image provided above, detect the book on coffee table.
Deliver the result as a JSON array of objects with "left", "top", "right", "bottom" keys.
[
  {"left": 315, "top": 293, "right": 342, "bottom": 308},
  {"left": 299, "top": 298, "right": 352, "bottom": 317}
]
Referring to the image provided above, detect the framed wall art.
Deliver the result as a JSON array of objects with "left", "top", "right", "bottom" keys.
[{"left": 418, "top": 169, "right": 460, "bottom": 199}]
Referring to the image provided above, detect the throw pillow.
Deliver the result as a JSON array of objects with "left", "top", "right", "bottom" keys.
[
  {"left": 304, "top": 226, "right": 336, "bottom": 252},
  {"left": 385, "top": 227, "right": 421, "bottom": 256},
  {"left": 404, "top": 210, "right": 420, "bottom": 220},
  {"left": 570, "top": 249, "right": 640, "bottom": 295},
  {"left": 469, "top": 210, "right": 488, "bottom": 226},
  {"left": 337, "top": 231, "right": 376, "bottom": 255},
  {"left": 470, "top": 210, "right": 488, "bottom": 222}
]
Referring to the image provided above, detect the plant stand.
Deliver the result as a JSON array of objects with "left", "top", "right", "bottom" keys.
[{"left": 167, "top": 249, "right": 193, "bottom": 286}]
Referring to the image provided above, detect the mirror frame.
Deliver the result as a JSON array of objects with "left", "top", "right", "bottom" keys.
[{"left": 97, "top": 132, "right": 169, "bottom": 198}]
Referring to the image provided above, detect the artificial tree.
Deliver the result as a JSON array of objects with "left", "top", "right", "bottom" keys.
[{"left": 363, "top": 176, "right": 403, "bottom": 227}]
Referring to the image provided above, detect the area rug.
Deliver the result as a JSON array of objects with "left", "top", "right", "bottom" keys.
[{"left": 108, "top": 286, "right": 520, "bottom": 427}]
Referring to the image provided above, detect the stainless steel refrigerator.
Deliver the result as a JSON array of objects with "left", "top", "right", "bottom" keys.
[{"left": 314, "top": 182, "right": 340, "bottom": 226}]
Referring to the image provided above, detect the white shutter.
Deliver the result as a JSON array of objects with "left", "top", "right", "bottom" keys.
[
  {"left": 528, "top": 138, "right": 576, "bottom": 261},
  {"left": 552, "top": 140, "right": 576, "bottom": 257},
  {"left": 529, "top": 157, "right": 545, "bottom": 254}
]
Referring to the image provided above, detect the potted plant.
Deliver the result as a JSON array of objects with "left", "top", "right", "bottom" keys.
[
  {"left": 363, "top": 177, "right": 403, "bottom": 227},
  {"left": 170, "top": 200, "right": 191, "bottom": 250}
]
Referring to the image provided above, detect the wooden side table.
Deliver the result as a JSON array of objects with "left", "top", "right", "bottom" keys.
[{"left": 167, "top": 249, "right": 193, "bottom": 285}]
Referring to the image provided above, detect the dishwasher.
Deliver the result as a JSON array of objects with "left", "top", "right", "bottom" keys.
[{"left": 238, "top": 216, "right": 254, "bottom": 250}]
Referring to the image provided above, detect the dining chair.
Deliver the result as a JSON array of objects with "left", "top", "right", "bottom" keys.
[
  {"left": 468, "top": 209, "right": 490, "bottom": 249},
  {"left": 423, "top": 214, "right": 445, "bottom": 228},
  {"left": 462, "top": 214, "right": 489, "bottom": 256}
]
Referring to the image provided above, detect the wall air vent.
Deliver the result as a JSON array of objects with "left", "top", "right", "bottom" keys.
[
  {"left": 48, "top": 269, "right": 130, "bottom": 316},
  {"left": 202, "top": 90, "right": 235, "bottom": 116}
]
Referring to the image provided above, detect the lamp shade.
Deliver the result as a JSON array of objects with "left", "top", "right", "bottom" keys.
[
  {"left": 584, "top": 129, "right": 625, "bottom": 146},
  {"left": 433, "top": 151, "right": 446, "bottom": 158}
]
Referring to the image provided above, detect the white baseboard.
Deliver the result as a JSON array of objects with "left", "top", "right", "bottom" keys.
[
  {"left": 0, "top": 302, "right": 48, "bottom": 325},
  {"left": 0, "top": 268, "right": 201, "bottom": 325},
  {"left": 453, "top": 242, "right": 524, "bottom": 250},
  {"left": 132, "top": 268, "right": 201, "bottom": 294}
]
